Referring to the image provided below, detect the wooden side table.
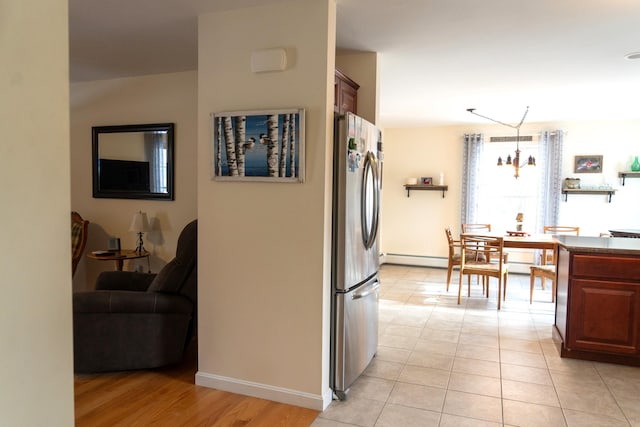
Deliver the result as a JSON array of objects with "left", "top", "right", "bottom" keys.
[{"left": 87, "top": 249, "right": 150, "bottom": 271}]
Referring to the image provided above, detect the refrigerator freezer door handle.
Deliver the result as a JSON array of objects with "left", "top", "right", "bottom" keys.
[
  {"left": 369, "top": 153, "right": 380, "bottom": 246},
  {"left": 361, "top": 151, "right": 380, "bottom": 249},
  {"left": 352, "top": 282, "right": 380, "bottom": 300}
]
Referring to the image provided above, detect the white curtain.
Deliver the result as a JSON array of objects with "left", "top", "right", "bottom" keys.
[
  {"left": 536, "top": 130, "right": 564, "bottom": 232},
  {"left": 461, "top": 133, "right": 484, "bottom": 224},
  {"left": 144, "top": 132, "right": 167, "bottom": 193}
]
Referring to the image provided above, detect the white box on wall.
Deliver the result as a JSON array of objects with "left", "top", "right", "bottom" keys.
[{"left": 250, "top": 48, "right": 287, "bottom": 73}]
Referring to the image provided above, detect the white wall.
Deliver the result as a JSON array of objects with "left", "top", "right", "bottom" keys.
[
  {"left": 381, "top": 125, "right": 464, "bottom": 263},
  {"left": 195, "top": 0, "right": 335, "bottom": 410},
  {"left": 70, "top": 71, "right": 198, "bottom": 291},
  {"left": 555, "top": 120, "right": 640, "bottom": 234},
  {"left": 381, "top": 119, "right": 640, "bottom": 265},
  {"left": 0, "top": 0, "right": 74, "bottom": 424}
]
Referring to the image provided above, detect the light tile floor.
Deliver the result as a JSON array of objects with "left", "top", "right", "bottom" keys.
[{"left": 313, "top": 265, "right": 640, "bottom": 427}]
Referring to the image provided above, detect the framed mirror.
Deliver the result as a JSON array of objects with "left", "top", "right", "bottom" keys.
[{"left": 92, "top": 123, "right": 174, "bottom": 200}]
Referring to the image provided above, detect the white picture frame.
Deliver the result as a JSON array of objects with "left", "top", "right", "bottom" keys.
[{"left": 211, "top": 108, "right": 305, "bottom": 183}]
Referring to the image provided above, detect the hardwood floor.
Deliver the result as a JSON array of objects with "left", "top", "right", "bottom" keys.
[{"left": 74, "top": 341, "right": 320, "bottom": 426}]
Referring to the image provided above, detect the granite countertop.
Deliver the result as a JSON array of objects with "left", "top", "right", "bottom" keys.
[{"left": 556, "top": 235, "right": 640, "bottom": 255}]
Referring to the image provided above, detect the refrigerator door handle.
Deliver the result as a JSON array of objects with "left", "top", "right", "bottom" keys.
[
  {"left": 369, "top": 152, "right": 380, "bottom": 246},
  {"left": 361, "top": 151, "right": 380, "bottom": 249},
  {"left": 352, "top": 282, "right": 380, "bottom": 300}
]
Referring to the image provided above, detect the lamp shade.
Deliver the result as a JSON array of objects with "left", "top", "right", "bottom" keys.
[{"left": 129, "top": 211, "right": 151, "bottom": 233}]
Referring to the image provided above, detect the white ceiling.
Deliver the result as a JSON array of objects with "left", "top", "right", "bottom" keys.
[{"left": 69, "top": 0, "right": 640, "bottom": 127}]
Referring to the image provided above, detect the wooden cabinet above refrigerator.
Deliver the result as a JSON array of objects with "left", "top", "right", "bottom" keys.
[{"left": 334, "top": 69, "right": 359, "bottom": 114}]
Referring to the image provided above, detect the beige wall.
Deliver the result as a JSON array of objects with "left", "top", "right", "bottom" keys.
[
  {"left": 381, "top": 119, "right": 640, "bottom": 266},
  {"left": 0, "top": 0, "right": 74, "bottom": 424},
  {"left": 336, "top": 51, "right": 379, "bottom": 124},
  {"left": 70, "top": 71, "right": 198, "bottom": 291},
  {"left": 195, "top": 0, "right": 335, "bottom": 410}
]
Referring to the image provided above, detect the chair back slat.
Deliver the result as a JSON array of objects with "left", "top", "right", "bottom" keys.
[
  {"left": 460, "top": 234, "right": 504, "bottom": 270},
  {"left": 543, "top": 225, "right": 579, "bottom": 236},
  {"left": 461, "top": 223, "right": 491, "bottom": 233}
]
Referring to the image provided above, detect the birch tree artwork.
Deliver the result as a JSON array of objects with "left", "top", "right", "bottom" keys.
[
  {"left": 212, "top": 109, "right": 305, "bottom": 182},
  {"left": 265, "top": 114, "right": 279, "bottom": 177},
  {"left": 223, "top": 117, "right": 238, "bottom": 176}
]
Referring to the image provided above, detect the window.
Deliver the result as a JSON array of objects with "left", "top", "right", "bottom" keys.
[
  {"left": 462, "top": 131, "right": 564, "bottom": 265},
  {"left": 475, "top": 140, "right": 540, "bottom": 234}
]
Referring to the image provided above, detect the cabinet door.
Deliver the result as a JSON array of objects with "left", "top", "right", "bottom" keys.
[
  {"left": 334, "top": 70, "right": 359, "bottom": 114},
  {"left": 568, "top": 278, "right": 640, "bottom": 354},
  {"left": 339, "top": 80, "right": 357, "bottom": 114}
]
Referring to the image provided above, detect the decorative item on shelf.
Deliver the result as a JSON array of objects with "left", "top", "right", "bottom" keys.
[
  {"left": 421, "top": 177, "right": 433, "bottom": 185},
  {"left": 563, "top": 177, "right": 581, "bottom": 189},
  {"left": 439, "top": 172, "right": 444, "bottom": 185},
  {"left": 578, "top": 184, "right": 609, "bottom": 190},
  {"left": 631, "top": 156, "right": 640, "bottom": 172},
  {"left": 406, "top": 177, "right": 418, "bottom": 185},
  {"left": 515, "top": 212, "right": 524, "bottom": 232},
  {"left": 129, "top": 211, "right": 151, "bottom": 254},
  {"left": 466, "top": 106, "right": 534, "bottom": 179}
]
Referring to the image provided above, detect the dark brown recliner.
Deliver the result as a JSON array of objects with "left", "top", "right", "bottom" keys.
[{"left": 73, "top": 219, "right": 197, "bottom": 373}]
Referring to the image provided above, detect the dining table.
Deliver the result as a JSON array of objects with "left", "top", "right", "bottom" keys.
[
  {"left": 501, "top": 233, "right": 558, "bottom": 258},
  {"left": 462, "top": 232, "right": 558, "bottom": 255},
  {"left": 461, "top": 231, "right": 560, "bottom": 275}
]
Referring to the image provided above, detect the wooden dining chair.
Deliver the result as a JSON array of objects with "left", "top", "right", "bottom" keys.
[
  {"left": 541, "top": 226, "right": 580, "bottom": 264},
  {"left": 529, "top": 225, "right": 579, "bottom": 304},
  {"left": 529, "top": 265, "right": 556, "bottom": 304},
  {"left": 460, "top": 224, "right": 492, "bottom": 287},
  {"left": 444, "top": 227, "right": 460, "bottom": 292},
  {"left": 458, "top": 234, "right": 509, "bottom": 309},
  {"left": 444, "top": 227, "right": 486, "bottom": 292},
  {"left": 461, "top": 222, "right": 508, "bottom": 266},
  {"left": 461, "top": 223, "right": 491, "bottom": 233}
]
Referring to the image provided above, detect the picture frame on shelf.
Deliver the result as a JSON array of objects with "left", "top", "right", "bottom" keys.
[
  {"left": 421, "top": 177, "right": 433, "bottom": 185},
  {"left": 211, "top": 108, "right": 305, "bottom": 182},
  {"left": 574, "top": 155, "right": 603, "bottom": 174}
]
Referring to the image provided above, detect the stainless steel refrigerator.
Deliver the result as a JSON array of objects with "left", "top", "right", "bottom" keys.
[{"left": 331, "top": 112, "right": 383, "bottom": 400}]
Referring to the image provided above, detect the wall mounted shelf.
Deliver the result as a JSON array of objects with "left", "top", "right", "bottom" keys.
[
  {"left": 562, "top": 188, "right": 616, "bottom": 203},
  {"left": 404, "top": 184, "right": 448, "bottom": 198},
  {"left": 618, "top": 171, "right": 640, "bottom": 186}
]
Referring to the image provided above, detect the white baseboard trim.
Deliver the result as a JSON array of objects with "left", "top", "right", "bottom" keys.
[
  {"left": 380, "top": 253, "right": 532, "bottom": 274},
  {"left": 195, "top": 370, "right": 332, "bottom": 411},
  {"left": 381, "top": 253, "right": 448, "bottom": 269}
]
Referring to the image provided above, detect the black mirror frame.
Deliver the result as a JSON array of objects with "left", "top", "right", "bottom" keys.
[{"left": 92, "top": 123, "right": 175, "bottom": 200}]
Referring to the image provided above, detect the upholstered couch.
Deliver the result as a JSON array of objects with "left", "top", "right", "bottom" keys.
[{"left": 73, "top": 219, "right": 197, "bottom": 373}]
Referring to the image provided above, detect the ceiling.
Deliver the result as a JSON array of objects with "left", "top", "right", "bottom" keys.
[{"left": 69, "top": 0, "right": 640, "bottom": 127}]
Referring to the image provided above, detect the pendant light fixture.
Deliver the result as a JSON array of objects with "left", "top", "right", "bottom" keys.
[{"left": 466, "top": 106, "right": 535, "bottom": 178}]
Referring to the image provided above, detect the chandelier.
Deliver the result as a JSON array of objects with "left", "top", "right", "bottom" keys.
[{"left": 466, "top": 106, "right": 535, "bottom": 179}]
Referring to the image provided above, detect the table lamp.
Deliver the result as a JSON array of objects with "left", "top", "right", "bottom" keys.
[
  {"left": 515, "top": 212, "right": 524, "bottom": 232},
  {"left": 129, "top": 211, "right": 151, "bottom": 253}
]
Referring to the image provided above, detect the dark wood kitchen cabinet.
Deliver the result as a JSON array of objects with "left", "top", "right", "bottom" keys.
[
  {"left": 555, "top": 236, "right": 640, "bottom": 366},
  {"left": 334, "top": 69, "right": 359, "bottom": 115}
]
